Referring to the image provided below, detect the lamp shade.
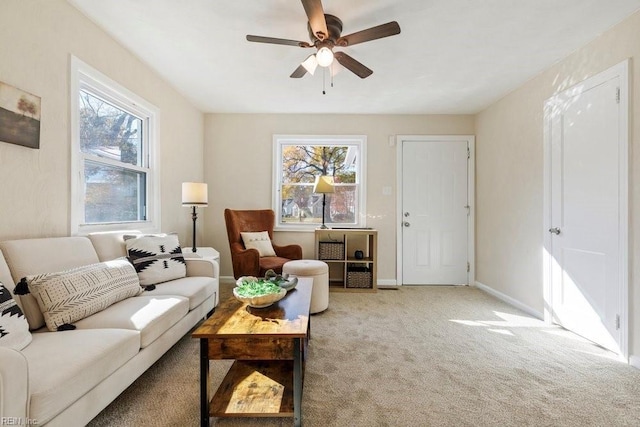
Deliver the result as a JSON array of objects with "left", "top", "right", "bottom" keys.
[
  {"left": 313, "top": 175, "right": 335, "bottom": 194},
  {"left": 182, "top": 182, "right": 208, "bottom": 206},
  {"left": 301, "top": 54, "right": 319, "bottom": 75}
]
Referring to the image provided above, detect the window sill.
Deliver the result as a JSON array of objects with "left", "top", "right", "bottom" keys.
[
  {"left": 74, "top": 221, "right": 159, "bottom": 236},
  {"left": 273, "top": 226, "right": 318, "bottom": 233}
]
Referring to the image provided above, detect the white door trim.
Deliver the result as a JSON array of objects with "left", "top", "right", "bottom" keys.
[
  {"left": 396, "top": 135, "right": 475, "bottom": 286},
  {"left": 543, "top": 59, "right": 629, "bottom": 359}
]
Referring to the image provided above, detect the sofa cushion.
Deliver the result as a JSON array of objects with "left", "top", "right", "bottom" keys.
[
  {"left": 24, "top": 259, "right": 143, "bottom": 331},
  {"left": 148, "top": 276, "right": 217, "bottom": 310},
  {"left": 88, "top": 230, "right": 142, "bottom": 261},
  {"left": 0, "top": 283, "right": 31, "bottom": 350},
  {"left": 241, "top": 231, "right": 276, "bottom": 257},
  {"left": 125, "top": 234, "right": 186, "bottom": 286},
  {"left": 73, "top": 295, "right": 189, "bottom": 348},
  {"left": 0, "top": 237, "right": 100, "bottom": 330},
  {"left": 23, "top": 328, "right": 140, "bottom": 425}
]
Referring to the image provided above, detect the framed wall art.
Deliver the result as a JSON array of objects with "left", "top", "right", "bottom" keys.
[{"left": 0, "top": 81, "right": 41, "bottom": 149}]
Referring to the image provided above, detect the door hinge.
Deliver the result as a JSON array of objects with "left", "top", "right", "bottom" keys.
[
  {"left": 467, "top": 262, "right": 470, "bottom": 272},
  {"left": 467, "top": 147, "right": 470, "bottom": 159},
  {"left": 616, "top": 314, "right": 620, "bottom": 330},
  {"left": 616, "top": 87, "right": 620, "bottom": 104}
]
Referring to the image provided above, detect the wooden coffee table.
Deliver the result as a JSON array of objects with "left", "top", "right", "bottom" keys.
[{"left": 192, "top": 278, "right": 312, "bottom": 427}]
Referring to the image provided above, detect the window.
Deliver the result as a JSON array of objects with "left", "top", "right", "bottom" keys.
[
  {"left": 273, "top": 135, "right": 367, "bottom": 230},
  {"left": 71, "top": 57, "right": 159, "bottom": 234}
]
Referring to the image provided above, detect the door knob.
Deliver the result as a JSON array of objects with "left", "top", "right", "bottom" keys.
[
  {"left": 403, "top": 222, "right": 410, "bottom": 227},
  {"left": 548, "top": 227, "right": 561, "bottom": 235}
]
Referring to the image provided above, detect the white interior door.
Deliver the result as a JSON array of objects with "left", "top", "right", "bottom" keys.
[
  {"left": 546, "top": 63, "right": 628, "bottom": 354},
  {"left": 401, "top": 138, "right": 470, "bottom": 285}
]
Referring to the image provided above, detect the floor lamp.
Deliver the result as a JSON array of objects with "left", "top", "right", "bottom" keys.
[
  {"left": 313, "top": 175, "right": 335, "bottom": 229},
  {"left": 182, "top": 182, "right": 208, "bottom": 253}
]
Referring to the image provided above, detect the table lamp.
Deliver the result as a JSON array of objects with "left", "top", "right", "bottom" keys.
[
  {"left": 182, "top": 182, "right": 208, "bottom": 253},
  {"left": 313, "top": 175, "right": 335, "bottom": 229}
]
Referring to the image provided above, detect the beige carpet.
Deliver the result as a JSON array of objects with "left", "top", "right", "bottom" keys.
[{"left": 88, "top": 285, "right": 640, "bottom": 426}]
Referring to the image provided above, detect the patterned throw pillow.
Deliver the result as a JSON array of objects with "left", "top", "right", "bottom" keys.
[
  {"left": 24, "top": 259, "right": 142, "bottom": 332},
  {"left": 240, "top": 231, "right": 276, "bottom": 257},
  {"left": 0, "top": 282, "right": 32, "bottom": 350},
  {"left": 0, "top": 283, "right": 31, "bottom": 350},
  {"left": 125, "top": 234, "right": 186, "bottom": 286}
]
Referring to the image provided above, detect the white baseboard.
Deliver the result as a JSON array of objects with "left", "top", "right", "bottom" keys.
[
  {"left": 629, "top": 355, "right": 640, "bottom": 370},
  {"left": 378, "top": 279, "right": 398, "bottom": 288},
  {"left": 474, "top": 281, "right": 543, "bottom": 319}
]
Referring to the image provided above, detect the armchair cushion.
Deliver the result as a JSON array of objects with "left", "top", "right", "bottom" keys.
[
  {"left": 240, "top": 231, "right": 276, "bottom": 257},
  {"left": 258, "top": 257, "right": 293, "bottom": 277}
]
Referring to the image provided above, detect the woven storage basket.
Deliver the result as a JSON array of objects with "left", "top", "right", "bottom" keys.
[
  {"left": 346, "top": 268, "right": 372, "bottom": 288},
  {"left": 318, "top": 241, "right": 345, "bottom": 260}
]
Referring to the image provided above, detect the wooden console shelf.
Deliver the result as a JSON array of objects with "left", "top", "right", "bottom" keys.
[
  {"left": 315, "top": 228, "right": 377, "bottom": 292},
  {"left": 210, "top": 360, "right": 294, "bottom": 417}
]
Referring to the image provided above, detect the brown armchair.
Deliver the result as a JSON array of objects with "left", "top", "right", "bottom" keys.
[{"left": 224, "top": 209, "right": 303, "bottom": 279}]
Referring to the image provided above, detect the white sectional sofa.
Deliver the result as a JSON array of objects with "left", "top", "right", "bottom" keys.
[{"left": 0, "top": 232, "right": 219, "bottom": 426}]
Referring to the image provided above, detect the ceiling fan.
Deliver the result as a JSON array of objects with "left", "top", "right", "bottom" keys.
[{"left": 246, "top": 0, "right": 401, "bottom": 79}]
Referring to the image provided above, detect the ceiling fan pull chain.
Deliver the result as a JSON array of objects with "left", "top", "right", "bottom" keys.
[
  {"left": 331, "top": 62, "right": 334, "bottom": 88},
  {"left": 323, "top": 67, "right": 326, "bottom": 95}
]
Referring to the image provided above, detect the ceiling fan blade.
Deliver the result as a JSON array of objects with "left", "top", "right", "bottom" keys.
[
  {"left": 290, "top": 64, "right": 308, "bottom": 78},
  {"left": 247, "top": 35, "right": 312, "bottom": 48},
  {"left": 301, "top": 0, "right": 329, "bottom": 41},
  {"left": 337, "top": 21, "right": 401, "bottom": 47},
  {"left": 334, "top": 51, "right": 373, "bottom": 79}
]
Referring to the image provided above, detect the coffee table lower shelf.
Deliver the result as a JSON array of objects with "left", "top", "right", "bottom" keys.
[{"left": 210, "top": 360, "right": 295, "bottom": 418}]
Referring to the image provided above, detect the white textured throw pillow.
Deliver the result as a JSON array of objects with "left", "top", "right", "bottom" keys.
[
  {"left": 0, "top": 283, "right": 32, "bottom": 350},
  {"left": 241, "top": 231, "right": 276, "bottom": 257},
  {"left": 125, "top": 234, "right": 186, "bottom": 286},
  {"left": 24, "top": 259, "right": 142, "bottom": 332}
]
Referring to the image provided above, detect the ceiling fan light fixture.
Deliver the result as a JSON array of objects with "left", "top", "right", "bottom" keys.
[
  {"left": 316, "top": 46, "right": 334, "bottom": 67},
  {"left": 246, "top": 3, "right": 401, "bottom": 81},
  {"left": 301, "top": 54, "right": 319, "bottom": 75}
]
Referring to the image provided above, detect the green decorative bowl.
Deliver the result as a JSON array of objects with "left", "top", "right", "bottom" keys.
[{"left": 234, "top": 277, "right": 287, "bottom": 308}]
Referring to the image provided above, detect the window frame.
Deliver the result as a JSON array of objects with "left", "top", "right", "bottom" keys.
[
  {"left": 70, "top": 56, "right": 160, "bottom": 235},
  {"left": 272, "top": 134, "right": 367, "bottom": 231}
]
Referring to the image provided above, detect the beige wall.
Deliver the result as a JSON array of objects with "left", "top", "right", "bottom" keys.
[
  {"left": 0, "top": 0, "right": 204, "bottom": 244},
  {"left": 5, "top": 0, "right": 640, "bottom": 359},
  {"left": 475, "top": 10, "right": 640, "bottom": 354},
  {"left": 203, "top": 114, "right": 474, "bottom": 282}
]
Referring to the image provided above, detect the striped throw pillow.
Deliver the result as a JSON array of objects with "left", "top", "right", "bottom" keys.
[{"left": 24, "top": 259, "right": 142, "bottom": 331}]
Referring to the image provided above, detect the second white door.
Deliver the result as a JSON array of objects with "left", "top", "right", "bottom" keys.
[{"left": 546, "top": 62, "right": 627, "bottom": 354}]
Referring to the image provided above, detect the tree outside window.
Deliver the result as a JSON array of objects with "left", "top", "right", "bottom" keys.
[
  {"left": 79, "top": 90, "right": 147, "bottom": 224},
  {"left": 71, "top": 56, "right": 158, "bottom": 235},
  {"left": 274, "top": 135, "right": 366, "bottom": 229}
]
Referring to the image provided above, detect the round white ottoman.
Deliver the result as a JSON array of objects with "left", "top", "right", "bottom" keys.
[{"left": 283, "top": 259, "right": 329, "bottom": 314}]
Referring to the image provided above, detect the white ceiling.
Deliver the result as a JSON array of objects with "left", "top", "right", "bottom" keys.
[{"left": 67, "top": 0, "right": 640, "bottom": 115}]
